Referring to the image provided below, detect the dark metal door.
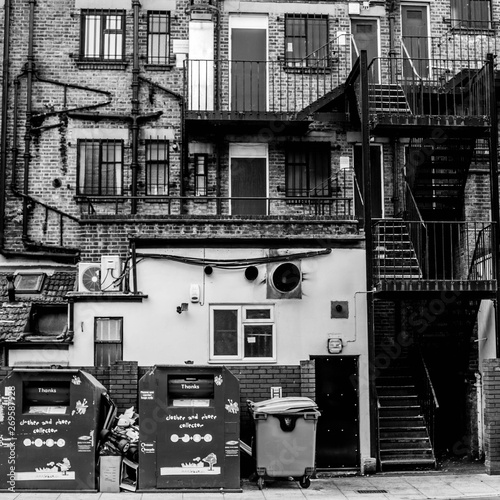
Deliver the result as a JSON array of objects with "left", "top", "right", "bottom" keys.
[
  {"left": 313, "top": 356, "right": 359, "bottom": 469},
  {"left": 231, "top": 28, "right": 266, "bottom": 112},
  {"left": 353, "top": 145, "right": 383, "bottom": 219},
  {"left": 402, "top": 5, "right": 429, "bottom": 78},
  {"left": 231, "top": 157, "right": 267, "bottom": 215},
  {"left": 351, "top": 19, "right": 379, "bottom": 83}
]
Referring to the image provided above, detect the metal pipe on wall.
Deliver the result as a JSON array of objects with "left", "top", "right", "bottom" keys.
[{"left": 0, "top": 0, "right": 11, "bottom": 250}]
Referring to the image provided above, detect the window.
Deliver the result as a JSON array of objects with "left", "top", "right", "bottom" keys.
[
  {"left": 14, "top": 273, "right": 45, "bottom": 293},
  {"left": 148, "top": 11, "right": 170, "bottom": 65},
  {"left": 451, "top": 0, "right": 491, "bottom": 28},
  {"left": 285, "top": 143, "right": 331, "bottom": 198},
  {"left": 81, "top": 10, "right": 125, "bottom": 61},
  {"left": 194, "top": 154, "right": 208, "bottom": 196},
  {"left": 95, "top": 317, "right": 123, "bottom": 367},
  {"left": 285, "top": 14, "right": 328, "bottom": 67},
  {"left": 210, "top": 305, "right": 275, "bottom": 362},
  {"left": 77, "top": 140, "right": 123, "bottom": 196},
  {"left": 146, "top": 140, "right": 169, "bottom": 195}
]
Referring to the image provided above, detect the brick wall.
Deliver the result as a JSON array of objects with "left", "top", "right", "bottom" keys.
[{"left": 483, "top": 359, "right": 500, "bottom": 474}]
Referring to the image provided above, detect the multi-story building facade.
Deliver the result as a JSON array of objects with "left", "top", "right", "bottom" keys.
[{"left": 0, "top": 0, "right": 499, "bottom": 478}]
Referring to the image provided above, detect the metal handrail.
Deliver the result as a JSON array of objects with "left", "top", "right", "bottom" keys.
[{"left": 400, "top": 39, "right": 422, "bottom": 80}]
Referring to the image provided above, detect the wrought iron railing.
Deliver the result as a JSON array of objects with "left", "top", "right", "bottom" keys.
[
  {"left": 373, "top": 219, "right": 494, "bottom": 285},
  {"left": 78, "top": 195, "right": 354, "bottom": 219},
  {"left": 410, "top": 347, "right": 440, "bottom": 453},
  {"left": 469, "top": 223, "right": 494, "bottom": 280},
  {"left": 365, "top": 56, "right": 490, "bottom": 118}
]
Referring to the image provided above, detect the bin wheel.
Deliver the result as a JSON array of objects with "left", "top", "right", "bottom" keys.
[
  {"left": 257, "top": 477, "right": 265, "bottom": 490},
  {"left": 299, "top": 476, "right": 311, "bottom": 489}
]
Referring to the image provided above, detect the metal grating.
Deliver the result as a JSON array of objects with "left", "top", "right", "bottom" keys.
[{"left": 357, "top": 490, "right": 388, "bottom": 494}]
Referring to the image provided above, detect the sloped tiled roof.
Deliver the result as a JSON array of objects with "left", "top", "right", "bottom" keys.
[
  {"left": 0, "top": 271, "right": 76, "bottom": 343},
  {"left": 0, "top": 302, "right": 31, "bottom": 341},
  {"left": 0, "top": 272, "right": 76, "bottom": 303}
]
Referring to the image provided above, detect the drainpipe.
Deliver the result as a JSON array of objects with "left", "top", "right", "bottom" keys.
[
  {"left": 388, "top": 1, "right": 397, "bottom": 84},
  {"left": 22, "top": 0, "right": 36, "bottom": 244},
  {"left": 0, "top": 0, "right": 11, "bottom": 250},
  {"left": 360, "top": 50, "right": 378, "bottom": 462},
  {"left": 130, "top": 0, "right": 141, "bottom": 215}
]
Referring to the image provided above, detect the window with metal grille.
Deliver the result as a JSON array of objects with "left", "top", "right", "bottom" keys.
[
  {"left": 451, "top": 0, "right": 491, "bottom": 28},
  {"left": 77, "top": 140, "right": 123, "bottom": 196},
  {"left": 95, "top": 317, "right": 123, "bottom": 367},
  {"left": 194, "top": 154, "right": 208, "bottom": 196},
  {"left": 210, "top": 305, "right": 275, "bottom": 362},
  {"left": 80, "top": 10, "right": 125, "bottom": 61},
  {"left": 148, "top": 11, "right": 170, "bottom": 64},
  {"left": 285, "top": 143, "right": 331, "bottom": 197},
  {"left": 146, "top": 140, "right": 169, "bottom": 195},
  {"left": 285, "top": 14, "right": 328, "bottom": 67}
]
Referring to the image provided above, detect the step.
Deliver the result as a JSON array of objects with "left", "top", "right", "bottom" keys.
[
  {"left": 380, "top": 450, "right": 434, "bottom": 460},
  {"left": 379, "top": 438, "right": 431, "bottom": 449},
  {"left": 379, "top": 427, "right": 428, "bottom": 439},
  {"left": 377, "top": 386, "right": 417, "bottom": 396},
  {"left": 379, "top": 417, "right": 426, "bottom": 428},
  {"left": 378, "top": 407, "right": 421, "bottom": 417},
  {"left": 376, "top": 375, "right": 414, "bottom": 386},
  {"left": 377, "top": 391, "right": 418, "bottom": 407},
  {"left": 380, "top": 458, "right": 436, "bottom": 469}
]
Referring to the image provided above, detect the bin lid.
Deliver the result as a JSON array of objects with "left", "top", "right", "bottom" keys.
[{"left": 249, "top": 397, "right": 319, "bottom": 415}]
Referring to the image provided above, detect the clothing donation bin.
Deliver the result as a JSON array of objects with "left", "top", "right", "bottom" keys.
[
  {"left": 0, "top": 368, "right": 115, "bottom": 491},
  {"left": 249, "top": 396, "right": 320, "bottom": 489},
  {"left": 139, "top": 365, "right": 240, "bottom": 491}
]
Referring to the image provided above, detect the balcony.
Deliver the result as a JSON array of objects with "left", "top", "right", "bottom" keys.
[
  {"left": 77, "top": 194, "right": 354, "bottom": 221},
  {"left": 183, "top": 57, "right": 349, "bottom": 132},
  {"left": 373, "top": 219, "right": 496, "bottom": 295}
]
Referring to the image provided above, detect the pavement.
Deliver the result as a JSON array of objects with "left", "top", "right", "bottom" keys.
[{"left": 3, "top": 470, "right": 500, "bottom": 500}]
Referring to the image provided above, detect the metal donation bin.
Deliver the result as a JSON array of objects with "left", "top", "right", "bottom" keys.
[
  {"left": 249, "top": 397, "right": 320, "bottom": 489},
  {"left": 0, "top": 368, "right": 115, "bottom": 491},
  {"left": 139, "top": 365, "right": 240, "bottom": 491}
]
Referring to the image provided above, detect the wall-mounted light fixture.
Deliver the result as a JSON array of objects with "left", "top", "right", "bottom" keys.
[{"left": 176, "top": 303, "right": 189, "bottom": 314}]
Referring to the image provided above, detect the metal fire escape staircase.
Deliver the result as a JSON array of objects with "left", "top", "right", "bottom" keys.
[{"left": 405, "top": 137, "right": 476, "bottom": 220}]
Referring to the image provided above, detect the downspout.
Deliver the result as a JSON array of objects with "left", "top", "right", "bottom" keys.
[
  {"left": 0, "top": 0, "right": 11, "bottom": 250},
  {"left": 22, "top": 0, "right": 36, "bottom": 244},
  {"left": 360, "top": 50, "right": 378, "bottom": 463},
  {"left": 131, "top": 0, "right": 141, "bottom": 215},
  {"left": 388, "top": 1, "right": 397, "bottom": 84}
]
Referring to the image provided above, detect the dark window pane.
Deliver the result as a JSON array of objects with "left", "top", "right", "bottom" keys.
[
  {"left": 244, "top": 325, "right": 273, "bottom": 358},
  {"left": 214, "top": 309, "right": 238, "bottom": 356},
  {"left": 245, "top": 309, "right": 271, "bottom": 320}
]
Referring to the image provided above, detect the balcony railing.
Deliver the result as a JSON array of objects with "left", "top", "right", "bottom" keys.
[
  {"left": 373, "top": 219, "right": 495, "bottom": 290},
  {"left": 364, "top": 55, "right": 490, "bottom": 120},
  {"left": 78, "top": 195, "right": 354, "bottom": 219},
  {"left": 185, "top": 58, "right": 351, "bottom": 115}
]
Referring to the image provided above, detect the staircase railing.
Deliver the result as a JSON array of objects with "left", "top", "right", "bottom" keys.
[
  {"left": 404, "top": 182, "right": 428, "bottom": 277},
  {"left": 468, "top": 223, "right": 494, "bottom": 280},
  {"left": 411, "top": 348, "right": 440, "bottom": 453}
]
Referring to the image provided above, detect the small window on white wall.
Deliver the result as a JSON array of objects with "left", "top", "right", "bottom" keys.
[{"left": 210, "top": 305, "right": 275, "bottom": 362}]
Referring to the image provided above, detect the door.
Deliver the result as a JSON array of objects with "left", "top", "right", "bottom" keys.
[
  {"left": 230, "top": 144, "right": 267, "bottom": 215},
  {"left": 402, "top": 5, "right": 429, "bottom": 78},
  {"left": 354, "top": 145, "right": 383, "bottom": 219},
  {"left": 313, "top": 356, "right": 359, "bottom": 469},
  {"left": 351, "top": 19, "right": 379, "bottom": 83},
  {"left": 230, "top": 17, "right": 267, "bottom": 112}
]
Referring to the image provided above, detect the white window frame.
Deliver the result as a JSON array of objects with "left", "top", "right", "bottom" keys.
[{"left": 209, "top": 304, "right": 276, "bottom": 363}]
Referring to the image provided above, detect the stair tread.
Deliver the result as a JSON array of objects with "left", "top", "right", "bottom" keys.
[{"left": 380, "top": 458, "right": 436, "bottom": 464}]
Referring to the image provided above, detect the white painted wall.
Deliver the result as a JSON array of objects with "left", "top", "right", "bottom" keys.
[{"left": 67, "top": 244, "right": 370, "bottom": 460}]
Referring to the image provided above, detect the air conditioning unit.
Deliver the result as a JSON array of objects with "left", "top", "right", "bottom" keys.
[
  {"left": 78, "top": 262, "right": 102, "bottom": 292},
  {"left": 266, "top": 261, "right": 302, "bottom": 299},
  {"left": 101, "top": 255, "right": 122, "bottom": 292}
]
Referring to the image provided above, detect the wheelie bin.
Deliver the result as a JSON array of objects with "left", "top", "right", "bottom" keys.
[{"left": 248, "top": 397, "right": 320, "bottom": 489}]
